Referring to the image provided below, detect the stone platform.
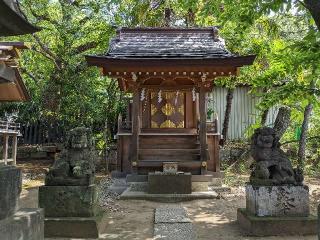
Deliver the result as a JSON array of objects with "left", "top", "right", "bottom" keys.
[
  {"left": 44, "top": 214, "right": 107, "bottom": 238},
  {"left": 0, "top": 208, "right": 44, "bottom": 240},
  {"left": 120, "top": 182, "right": 218, "bottom": 202},
  {"left": 237, "top": 208, "right": 317, "bottom": 236}
]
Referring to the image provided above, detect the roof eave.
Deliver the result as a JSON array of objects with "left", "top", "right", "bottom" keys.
[
  {"left": 86, "top": 55, "right": 256, "bottom": 68},
  {"left": 0, "top": 0, "right": 40, "bottom": 37}
]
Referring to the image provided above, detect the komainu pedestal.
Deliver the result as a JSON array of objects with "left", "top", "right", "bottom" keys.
[
  {"left": 237, "top": 127, "right": 317, "bottom": 236},
  {"left": 39, "top": 127, "right": 103, "bottom": 239},
  {"left": 246, "top": 185, "right": 309, "bottom": 217},
  {"left": 0, "top": 165, "right": 44, "bottom": 240}
]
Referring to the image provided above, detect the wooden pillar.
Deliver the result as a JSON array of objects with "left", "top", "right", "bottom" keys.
[
  {"left": 131, "top": 89, "right": 140, "bottom": 172},
  {"left": 3, "top": 134, "right": 8, "bottom": 165},
  {"left": 12, "top": 135, "right": 17, "bottom": 165},
  {"left": 199, "top": 86, "right": 207, "bottom": 163}
]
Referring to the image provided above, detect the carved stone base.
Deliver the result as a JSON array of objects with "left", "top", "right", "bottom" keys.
[
  {"left": 246, "top": 184, "right": 309, "bottom": 217},
  {"left": 39, "top": 184, "right": 97, "bottom": 217}
]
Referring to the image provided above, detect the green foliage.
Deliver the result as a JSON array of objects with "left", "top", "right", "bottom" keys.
[{"left": 0, "top": 0, "right": 319, "bottom": 165}]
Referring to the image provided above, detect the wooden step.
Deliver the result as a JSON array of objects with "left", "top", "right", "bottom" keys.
[
  {"left": 137, "top": 160, "right": 202, "bottom": 175},
  {"left": 137, "top": 160, "right": 201, "bottom": 168},
  {"left": 140, "top": 136, "right": 199, "bottom": 149},
  {"left": 139, "top": 149, "right": 200, "bottom": 161}
]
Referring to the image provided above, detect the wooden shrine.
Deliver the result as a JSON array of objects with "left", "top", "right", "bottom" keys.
[
  {"left": 86, "top": 27, "right": 255, "bottom": 175},
  {"left": 0, "top": 42, "right": 31, "bottom": 166}
]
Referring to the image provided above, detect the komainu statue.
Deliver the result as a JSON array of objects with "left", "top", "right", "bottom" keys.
[
  {"left": 250, "top": 127, "right": 303, "bottom": 185},
  {"left": 45, "top": 127, "right": 96, "bottom": 186}
]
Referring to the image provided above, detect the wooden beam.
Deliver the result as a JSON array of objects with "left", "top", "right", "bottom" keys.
[
  {"left": 3, "top": 134, "right": 8, "bottom": 165},
  {"left": 12, "top": 135, "right": 17, "bottom": 165},
  {"left": 131, "top": 89, "right": 140, "bottom": 171},
  {"left": 199, "top": 86, "right": 207, "bottom": 164}
]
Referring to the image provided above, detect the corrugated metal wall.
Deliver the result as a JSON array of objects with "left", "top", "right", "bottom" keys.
[{"left": 209, "top": 86, "right": 278, "bottom": 140}]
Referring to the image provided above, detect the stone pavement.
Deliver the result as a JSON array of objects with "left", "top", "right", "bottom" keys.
[{"left": 154, "top": 206, "right": 196, "bottom": 240}]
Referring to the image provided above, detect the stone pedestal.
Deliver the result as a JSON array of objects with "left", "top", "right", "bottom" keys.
[
  {"left": 39, "top": 185, "right": 96, "bottom": 217},
  {"left": 0, "top": 165, "right": 21, "bottom": 220},
  {"left": 246, "top": 185, "right": 310, "bottom": 217},
  {"left": 0, "top": 166, "right": 44, "bottom": 240},
  {"left": 238, "top": 184, "right": 317, "bottom": 236},
  {"left": 148, "top": 172, "right": 192, "bottom": 194},
  {"left": 39, "top": 184, "right": 102, "bottom": 238}
]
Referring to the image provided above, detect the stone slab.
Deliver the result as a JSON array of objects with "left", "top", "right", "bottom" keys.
[
  {"left": 120, "top": 188, "right": 218, "bottom": 202},
  {"left": 148, "top": 173, "right": 192, "bottom": 194},
  {"left": 126, "top": 174, "right": 223, "bottom": 183},
  {"left": 155, "top": 207, "right": 191, "bottom": 223},
  {"left": 126, "top": 174, "right": 148, "bottom": 182},
  {"left": 0, "top": 165, "right": 21, "bottom": 220},
  {"left": 44, "top": 214, "right": 106, "bottom": 239},
  {"left": 237, "top": 208, "right": 317, "bottom": 236},
  {"left": 246, "top": 184, "right": 309, "bottom": 217},
  {"left": 39, "top": 184, "right": 97, "bottom": 217},
  {"left": 0, "top": 208, "right": 44, "bottom": 240},
  {"left": 192, "top": 182, "right": 208, "bottom": 192},
  {"left": 154, "top": 223, "right": 196, "bottom": 240}
]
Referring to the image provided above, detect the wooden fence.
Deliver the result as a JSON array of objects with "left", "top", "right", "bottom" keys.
[{"left": 19, "top": 121, "right": 65, "bottom": 145}]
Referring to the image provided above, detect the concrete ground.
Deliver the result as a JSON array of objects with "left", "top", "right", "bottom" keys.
[{"left": 19, "top": 179, "right": 319, "bottom": 240}]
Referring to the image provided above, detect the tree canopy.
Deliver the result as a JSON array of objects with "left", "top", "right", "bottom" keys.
[{"left": 1, "top": 0, "right": 320, "bottom": 171}]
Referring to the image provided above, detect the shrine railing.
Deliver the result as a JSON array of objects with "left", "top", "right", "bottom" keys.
[
  {"left": 0, "top": 120, "right": 20, "bottom": 135},
  {"left": 0, "top": 120, "right": 20, "bottom": 166}
]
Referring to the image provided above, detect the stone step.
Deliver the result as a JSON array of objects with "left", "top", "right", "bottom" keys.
[
  {"left": 154, "top": 207, "right": 196, "bottom": 240},
  {"left": 139, "top": 152, "right": 200, "bottom": 161}
]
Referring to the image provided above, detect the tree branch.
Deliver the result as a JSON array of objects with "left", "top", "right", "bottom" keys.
[
  {"left": 20, "top": 67, "right": 39, "bottom": 86},
  {"left": 32, "top": 34, "right": 63, "bottom": 70},
  {"left": 74, "top": 41, "right": 99, "bottom": 54}
]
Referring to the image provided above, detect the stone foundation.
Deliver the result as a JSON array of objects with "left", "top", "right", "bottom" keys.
[
  {"left": 44, "top": 214, "right": 106, "bottom": 238},
  {"left": 237, "top": 208, "right": 317, "bottom": 236},
  {"left": 246, "top": 185, "right": 310, "bottom": 217}
]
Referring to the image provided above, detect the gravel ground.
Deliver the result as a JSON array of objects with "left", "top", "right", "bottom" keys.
[
  {"left": 17, "top": 173, "right": 320, "bottom": 240},
  {"left": 97, "top": 177, "right": 124, "bottom": 212}
]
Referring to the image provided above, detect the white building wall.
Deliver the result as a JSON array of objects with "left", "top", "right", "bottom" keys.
[{"left": 209, "top": 86, "right": 278, "bottom": 140}]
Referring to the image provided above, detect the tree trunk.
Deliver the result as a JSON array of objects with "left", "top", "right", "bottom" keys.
[
  {"left": 273, "top": 106, "right": 291, "bottom": 139},
  {"left": 297, "top": 103, "right": 313, "bottom": 170},
  {"left": 260, "top": 109, "right": 269, "bottom": 126},
  {"left": 221, "top": 88, "right": 234, "bottom": 145},
  {"left": 303, "top": 0, "right": 320, "bottom": 30}
]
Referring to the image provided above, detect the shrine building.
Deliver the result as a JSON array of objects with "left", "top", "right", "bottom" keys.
[{"left": 86, "top": 27, "right": 255, "bottom": 176}]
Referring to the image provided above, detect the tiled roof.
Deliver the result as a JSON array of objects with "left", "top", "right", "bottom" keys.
[{"left": 106, "top": 27, "right": 235, "bottom": 59}]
